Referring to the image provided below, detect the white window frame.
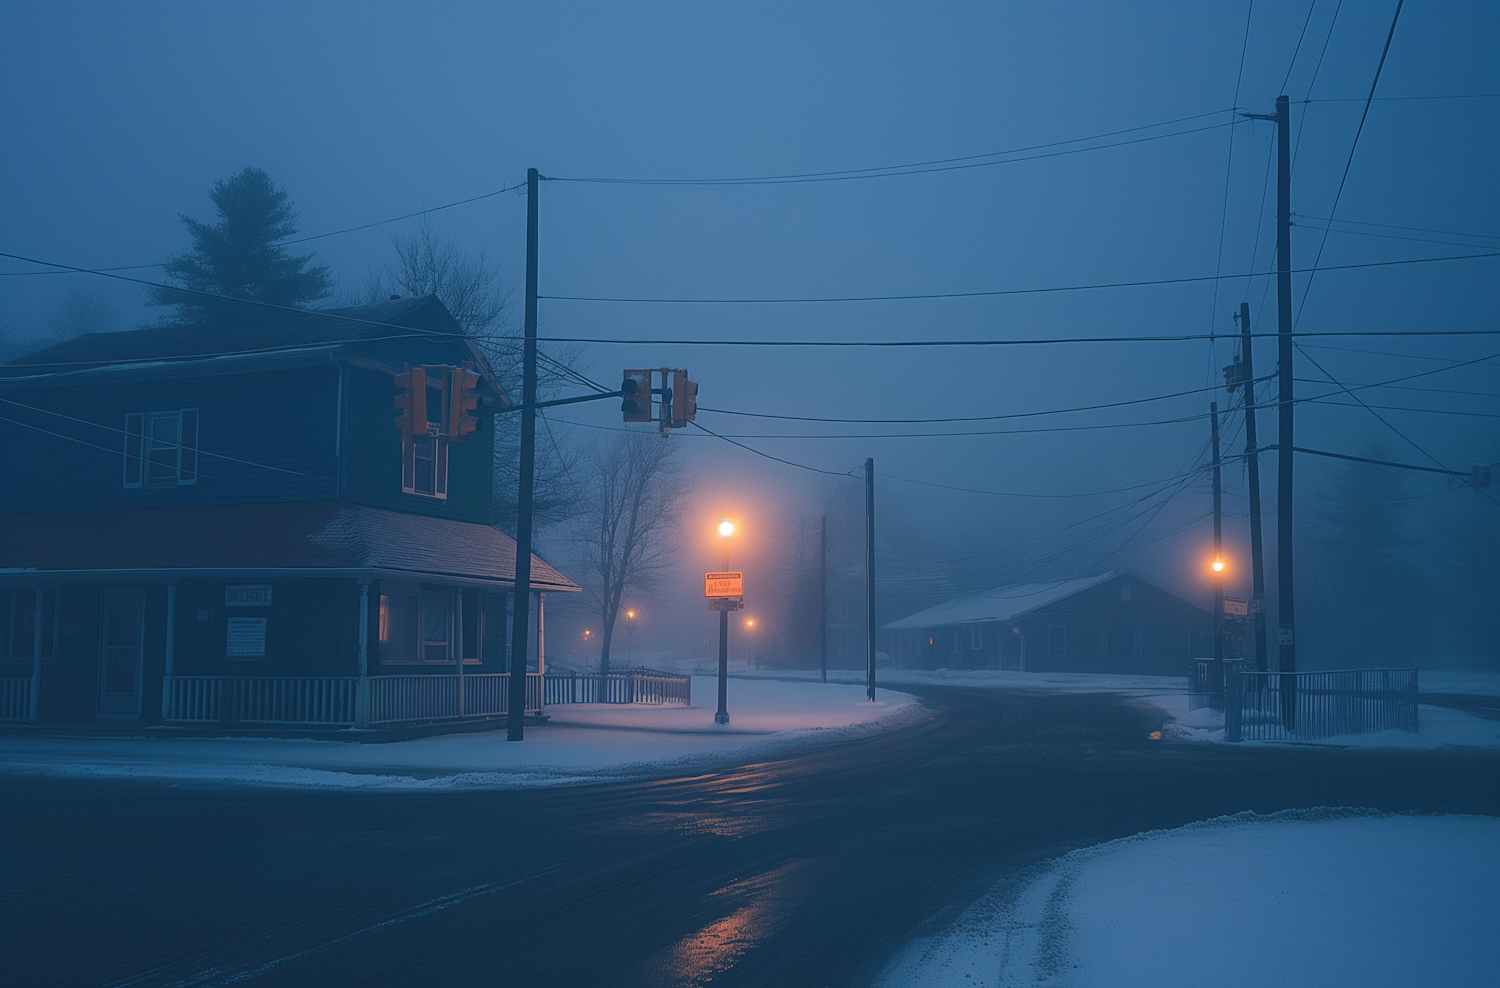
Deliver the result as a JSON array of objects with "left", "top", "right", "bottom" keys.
[
  {"left": 124, "top": 409, "right": 198, "bottom": 488},
  {"left": 402, "top": 436, "right": 449, "bottom": 499}
]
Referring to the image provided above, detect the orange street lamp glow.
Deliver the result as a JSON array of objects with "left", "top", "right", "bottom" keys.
[
  {"left": 745, "top": 618, "right": 755, "bottom": 628},
  {"left": 1212, "top": 557, "right": 1225, "bottom": 574},
  {"left": 718, "top": 518, "right": 735, "bottom": 538},
  {"left": 626, "top": 609, "right": 636, "bottom": 620}
]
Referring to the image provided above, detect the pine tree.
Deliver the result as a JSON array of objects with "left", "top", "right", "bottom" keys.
[{"left": 149, "top": 167, "right": 332, "bottom": 323}]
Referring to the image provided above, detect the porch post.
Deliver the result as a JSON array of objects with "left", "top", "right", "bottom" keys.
[
  {"left": 536, "top": 592, "right": 546, "bottom": 676},
  {"left": 355, "top": 581, "right": 370, "bottom": 729},
  {"left": 29, "top": 589, "right": 44, "bottom": 722},
  {"left": 160, "top": 583, "right": 177, "bottom": 722},
  {"left": 454, "top": 587, "right": 465, "bottom": 717}
]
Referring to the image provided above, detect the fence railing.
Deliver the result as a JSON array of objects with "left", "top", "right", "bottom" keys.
[
  {"left": 368, "top": 673, "right": 544, "bottom": 724},
  {"left": 166, "top": 676, "right": 358, "bottom": 724},
  {"left": 1226, "top": 666, "right": 1418, "bottom": 742},
  {"left": 0, "top": 677, "right": 32, "bottom": 722},
  {"left": 544, "top": 668, "right": 692, "bottom": 706},
  {"left": 164, "top": 673, "right": 543, "bottom": 727}
]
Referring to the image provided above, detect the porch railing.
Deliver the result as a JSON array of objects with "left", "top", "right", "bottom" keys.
[
  {"left": 0, "top": 677, "right": 32, "bottom": 722},
  {"left": 163, "top": 673, "right": 545, "bottom": 727},
  {"left": 543, "top": 668, "right": 692, "bottom": 706},
  {"left": 1225, "top": 666, "right": 1418, "bottom": 742},
  {"left": 367, "top": 673, "right": 543, "bottom": 725},
  {"left": 166, "top": 676, "right": 357, "bottom": 725}
]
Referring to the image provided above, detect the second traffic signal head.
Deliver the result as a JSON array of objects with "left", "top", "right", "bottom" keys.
[
  {"left": 670, "top": 369, "right": 698, "bottom": 428},
  {"left": 621, "top": 370, "right": 652, "bottom": 422}
]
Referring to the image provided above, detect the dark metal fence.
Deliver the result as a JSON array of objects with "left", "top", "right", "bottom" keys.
[
  {"left": 543, "top": 667, "right": 692, "bottom": 706},
  {"left": 1225, "top": 666, "right": 1418, "bottom": 742}
]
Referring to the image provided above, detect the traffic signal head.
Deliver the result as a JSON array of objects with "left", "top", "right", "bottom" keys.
[
  {"left": 449, "top": 363, "right": 482, "bottom": 440},
  {"left": 394, "top": 363, "right": 428, "bottom": 442},
  {"left": 1222, "top": 357, "right": 1243, "bottom": 393},
  {"left": 670, "top": 369, "right": 698, "bottom": 428},
  {"left": 621, "top": 370, "right": 652, "bottom": 422}
]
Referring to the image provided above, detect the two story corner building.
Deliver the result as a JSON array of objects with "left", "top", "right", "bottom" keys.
[{"left": 0, "top": 296, "right": 578, "bottom": 732}]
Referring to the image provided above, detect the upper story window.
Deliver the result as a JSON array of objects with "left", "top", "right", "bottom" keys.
[
  {"left": 402, "top": 437, "right": 448, "bottom": 499},
  {"left": 124, "top": 410, "right": 198, "bottom": 488}
]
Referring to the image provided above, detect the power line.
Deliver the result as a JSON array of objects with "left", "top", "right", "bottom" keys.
[
  {"left": 1293, "top": 0, "right": 1405, "bottom": 324},
  {"left": 1206, "top": 0, "right": 1257, "bottom": 385},
  {"left": 0, "top": 180, "right": 531, "bottom": 279},
  {"left": 1293, "top": 214, "right": 1500, "bottom": 242},
  {"left": 544, "top": 110, "right": 1237, "bottom": 187},
  {"left": 538, "top": 249, "right": 1499, "bottom": 304},
  {"left": 699, "top": 376, "right": 1274, "bottom": 425},
  {"left": 0, "top": 395, "right": 320, "bottom": 477},
  {"left": 1279, "top": 0, "right": 1319, "bottom": 95}
]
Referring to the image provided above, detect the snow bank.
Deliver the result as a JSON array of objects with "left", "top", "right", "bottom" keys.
[
  {"left": 878, "top": 810, "right": 1500, "bottom": 988},
  {"left": 750, "top": 668, "right": 1500, "bottom": 749},
  {"left": 0, "top": 677, "right": 921, "bottom": 791}
]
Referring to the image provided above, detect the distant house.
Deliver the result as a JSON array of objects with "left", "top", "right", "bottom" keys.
[
  {"left": 883, "top": 572, "right": 1210, "bottom": 676},
  {"left": 0, "top": 296, "right": 578, "bottom": 730}
]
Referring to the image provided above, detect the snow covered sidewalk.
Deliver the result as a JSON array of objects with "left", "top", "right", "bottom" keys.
[
  {"left": 878, "top": 810, "right": 1500, "bottom": 988},
  {"left": 756, "top": 668, "right": 1500, "bottom": 749},
  {"left": 0, "top": 677, "right": 921, "bottom": 790}
]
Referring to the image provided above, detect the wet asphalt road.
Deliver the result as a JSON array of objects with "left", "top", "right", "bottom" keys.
[{"left": 4, "top": 686, "right": 1500, "bottom": 988}]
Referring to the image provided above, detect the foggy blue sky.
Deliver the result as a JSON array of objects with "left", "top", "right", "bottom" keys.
[{"left": 2, "top": 1, "right": 1497, "bottom": 632}]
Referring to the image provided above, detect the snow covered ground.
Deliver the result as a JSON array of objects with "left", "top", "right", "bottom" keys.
[
  {"left": 877, "top": 810, "right": 1500, "bottom": 988},
  {"left": 0, "top": 677, "right": 921, "bottom": 790},
  {"left": 747, "top": 668, "right": 1500, "bottom": 749}
]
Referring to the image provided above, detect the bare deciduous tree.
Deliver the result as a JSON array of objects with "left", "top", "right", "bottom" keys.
[
  {"left": 365, "top": 221, "right": 583, "bottom": 532},
  {"left": 49, "top": 287, "right": 119, "bottom": 339},
  {"left": 366, "top": 219, "right": 512, "bottom": 335},
  {"left": 571, "top": 430, "right": 686, "bottom": 674}
]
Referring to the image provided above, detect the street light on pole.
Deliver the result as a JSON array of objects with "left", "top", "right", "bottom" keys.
[
  {"left": 714, "top": 518, "right": 735, "bottom": 725},
  {"left": 625, "top": 609, "right": 637, "bottom": 666}
]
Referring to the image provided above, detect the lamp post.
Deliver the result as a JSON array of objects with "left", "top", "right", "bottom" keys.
[
  {"left": 715, "top": 518, "right": 734, "bottom": 724},
  {"left": 625, "top": 609, "right": 637, "bottom": 666}
]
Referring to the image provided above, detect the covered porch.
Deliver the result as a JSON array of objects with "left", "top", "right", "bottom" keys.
[{"left": 0, "top": 501, "right": 581, "bottom": 732}]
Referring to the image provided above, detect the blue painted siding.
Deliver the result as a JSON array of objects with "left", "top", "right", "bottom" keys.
[{"left": 0, "top": 366, "right": 339, "bottom": 513}]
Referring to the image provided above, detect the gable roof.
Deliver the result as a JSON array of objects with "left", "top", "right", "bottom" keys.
[
  {"left": 884, "top": 573, "right": 1121, "bottom": 630},
  {"left": 2, "top": 296, "right": 509, "bottom": 402}
]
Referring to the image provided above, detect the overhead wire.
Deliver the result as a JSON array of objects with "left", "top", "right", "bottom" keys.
[
  {"left": 1293, "top": 0, "right": 1406, "bottom": 325},
  {"left": 544, "top": 111, "right": 1237, "bottom": 186}
]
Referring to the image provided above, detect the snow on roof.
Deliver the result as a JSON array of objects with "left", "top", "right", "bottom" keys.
[{"left": 884, "top": 572, "right": 1121, "bottom": 630}]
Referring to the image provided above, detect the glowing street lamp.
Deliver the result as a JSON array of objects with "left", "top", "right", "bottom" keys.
[
  {"left": 1211, "top": 556, "right": 1226, "bottom": 574},
  {"left": 713, "top": 517, "right": 738, "bottom": 725}
]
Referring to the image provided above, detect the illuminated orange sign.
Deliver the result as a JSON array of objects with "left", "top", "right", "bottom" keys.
[{"left": 704, "top": 572, "right": 744, "bottom": 598}]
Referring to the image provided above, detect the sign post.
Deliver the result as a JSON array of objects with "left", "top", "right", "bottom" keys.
[{"left": 705, "top": 572, "right": 744, "bottom": 724}]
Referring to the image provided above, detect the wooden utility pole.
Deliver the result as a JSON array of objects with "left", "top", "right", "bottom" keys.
[
  {"left": 819, "top": 514, "right": 828, "bottom": 684},
  {"left": 864, "top": 458, "right": 876, "bottom": 702},
  {"left": 1274, "top": 95, "right": 1297, "bottom": 689},
  {"left": 1238, "top": 302, "right": 1269, "bottom": 673},
  {"left": 1211, "top": 401, "right": 1224, "bottom": 670},
  {"left": 508, "top": 167, "right": 540, "bottom": 741}
]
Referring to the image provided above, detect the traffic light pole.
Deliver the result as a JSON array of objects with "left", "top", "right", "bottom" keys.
[
  {"left": 1273, "top": 96, "right": 1298, "bottom": 712},
  {"left": 1238, "top": 301, "right": 1269, "bottom": 674},
  {"left": 865, "top": 457, "right": 876, "bottom": 702},
  {"left": 508, "top": 167, "right": 540, "bottom": 742}
]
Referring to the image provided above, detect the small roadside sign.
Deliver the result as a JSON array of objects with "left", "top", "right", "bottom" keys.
[
  {"left": 708, "top": 598, "right": 743, "bottom": 612},
  {"left": 1224, "top": 595, "right": 1249, "bottom": 616},
  {"left": 705, "top": 572, "right": 744, "bottom": 598}
]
